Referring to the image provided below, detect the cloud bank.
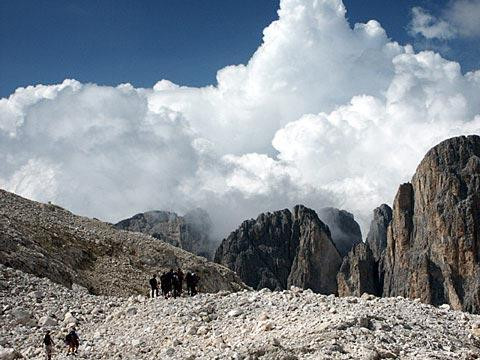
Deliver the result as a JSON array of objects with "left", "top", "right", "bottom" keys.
[
  {"left": 410, "top": 0, "right": 480, "bottom": 40},
  {"left": 1, "top": 0, "right": 479, "bottom": 237}
]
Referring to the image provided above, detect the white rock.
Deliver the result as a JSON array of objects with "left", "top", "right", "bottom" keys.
[
  {"left": 63, "top": 311, "right": 77, "bottom": 324},
  {"left": 227, "top": 308, "right": 243, "bottom": 317},
  {"left": 38, "top": 315, "right": 57, "bottom": 327}
]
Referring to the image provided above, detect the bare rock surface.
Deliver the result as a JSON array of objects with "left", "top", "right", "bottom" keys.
[
  {"left": 214, "top": 205, "right": 342, "bottom": 294},
  {"left": 365, "top": 204, "right": 392, "bottom": 262},
  {"left": 317, "top": 207, "right": 362, "bottom": 257},
  {"left": 1, "top": 264, "right": 480, "bottom": 360},
  {"left": 383, "top": 135, "right": 480, "bottom": 313},
  {"left": 114, "top": 208, "right": 216, "bottom": 259},
  {"left": 337, "top": 243, "right": 381, "bottom": 297},
  {"left": 0, "top": 190, "right": 245, "bottom": 296}
]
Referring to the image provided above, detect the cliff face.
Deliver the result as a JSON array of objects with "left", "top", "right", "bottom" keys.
[
  {"left": 214, "top": 205, "right": 342, "bottom": 294},
  {"left": 383, "top": 135, "right": 480, "bottom": 313},
  {"left": 317, "top": 207, "right": 362, "bottom": 257},
  {"left": 365, "top": 204, "right": 392, "bottom": 262},
  {"left": 0, "top": 190, "right": 246, "bottom": 296},
  {"left": 337, "top": 243, "right": 381, "bottom": 297},
  {"left": 115, "top": 208, "right": 215, "bottom": 259}
]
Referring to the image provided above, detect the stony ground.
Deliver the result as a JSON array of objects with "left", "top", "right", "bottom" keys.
[{"left": 1, "top": 264, "right": 480, "bottom": 360}]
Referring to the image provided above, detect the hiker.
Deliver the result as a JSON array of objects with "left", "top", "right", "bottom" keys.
[
  {"left": 160, "top": 270, "right": 172, "bottom": 298},
  {"left": 65, "top": 327, "right": 79, "bottom": 356},
  {"left": 149, "top": 274, "right": 159, "bottom": 298},
  {"left": 186, "top": 271, "right": 200, "bottom": 296},
  {"left": 172, "top": 271, "right": 181, "bottom": 298},
  {"left": 43, "top": 330, "right": 55, "bottom": 360},
  {"left": 177, "top": 268, "right": 184, "bottom": 295},
  {"left": 191, "top": 272, "right": 200, "bottom": 296}
]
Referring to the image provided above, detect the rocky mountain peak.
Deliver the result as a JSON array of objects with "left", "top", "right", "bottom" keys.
[
  {"left": 214, "top": 205, "right": 342, "bottom": 294},
  {"left": 115, "top": 208, "right": 215, "bottom": 259},
  {"left": 383, "top": 135, "right": 480, "bottom": 313},
  {"left": 317, "top": 207, "right": 362, "bottom": 257},
  {"left": 365, "top": 204, "right": 392, "bottom": 262}
]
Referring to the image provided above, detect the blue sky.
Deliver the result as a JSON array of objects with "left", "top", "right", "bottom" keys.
[{"left": 1, "top": 0, "right": 478, "bottom": 98}]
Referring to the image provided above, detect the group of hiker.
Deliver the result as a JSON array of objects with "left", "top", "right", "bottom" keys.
[
  {"left": 43, "top": 327, "right": 79, "bottom": 359},
  {"left": 41, "top": 269, "right": 200, "bottom": 358},
  {"left": 149, "top": 268, "right": 200, "bottom": 299}
]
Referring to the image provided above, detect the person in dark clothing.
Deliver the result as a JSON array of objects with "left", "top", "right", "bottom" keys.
[
  {"left": 160, "top": 270, "right": 173, "bottom": 298},
  {"left": 43, "top": 330, "right": 55, "bottom": 360},
  {"left": 190, "top": 272, "right": 200, "bottom": 296},
  {"left": 149, "top": 274, "right": 159, "bottom": 298},
  {"left": 185, "top": 271, "right": 193, "bottom": 296},
  {"left": 177, "top": 268, "right": 184, "bottom": 295},
  {"left": 171, "top": 271, "right": 181, "bottom": 298},
  {"left": 186, "top": 271, "right": 200, "bottom": 296},
  {"left": 65, "top": 327, "right": 79, "bottom": 356}
]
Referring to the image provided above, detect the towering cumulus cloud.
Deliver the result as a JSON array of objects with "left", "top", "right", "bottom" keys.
[{"left": 1, "top": 0, "right": 479, "bottom": 236}]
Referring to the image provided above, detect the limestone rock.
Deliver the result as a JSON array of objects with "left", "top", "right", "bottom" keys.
[
  {"left": 383, "top": 135, "right": 480, "bottom": 313},
  {"left": 114, "top": 208, "right": 215, "bottom": 259},
  {"left": 215, "top": 205, "right": 342, "bottom": 294},
  {"left": 365, "top": 204, "right": 392, "bottom": 262},
  {"left": 1, "top": 264, "right": 480, "bottom": 360},
  {"left": 337, "top": 243, "right": 381, "bottom": 297},
  {"left": 317, "top": 207, "right": 362, "bottom": 257}
]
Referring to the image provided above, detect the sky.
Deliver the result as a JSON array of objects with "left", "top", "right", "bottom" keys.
[
  {"left": 1, "top": 0, "right": 478, "bottom": 97},
  {"left": 1, "top": 0, "right": 479, "bottom": 238}
]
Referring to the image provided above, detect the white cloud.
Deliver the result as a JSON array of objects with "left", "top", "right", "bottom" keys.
[
  {"left": 409, "top": 1, "right": 480, "bottom": 40},
  {"left": 409, "top": 7, "right": 456, "bottom": 40},
  {"left": 1, "top": 0, "right": 479, "bottom": 237},
  {"left": 447, "top": 0, "right": 480, "bottom": 38}
]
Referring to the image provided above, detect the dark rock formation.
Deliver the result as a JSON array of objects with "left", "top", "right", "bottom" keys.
[
  {"left": 214, "top": 205, "right": 342, "bottom": 294},
  {"left": 365, "top": 204, "right": 392, "bottom": 262},
  {"left": 115, "top": 208, "right": 215, "bottom": 259},
  {"left": 0, "top": 190, "right": 246, "bottom": 296},
  {"left": 383, "top": 135, "right": 480, "bottom": 313},
  {"left": 336, "top": 205, "right": 391, "bottom": 298},
  {"left": 337, "top": 243, "right": 381, "bottom": 297},
  {"left": 318, "top": 207, "right": 362, "bottom": 257}
]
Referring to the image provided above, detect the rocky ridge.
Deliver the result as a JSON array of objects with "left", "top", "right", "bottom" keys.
[
  {"left": 0, "top": 190, "right": 245, "bottom": 296},
  {"left": 114, "top": 208, "right": 216, "bottom": 259},
  {"left": 1, "top": 264, "right": 480, "bottom": 360},
  {"left": 214, "top": 205, "right": 342, "bottom": 293}
]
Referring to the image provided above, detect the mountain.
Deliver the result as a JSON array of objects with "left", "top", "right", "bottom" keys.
[
  {"left": 338, "top": 135, "right": 480, "bottom": 313},
  {"left": 383, "top": 135, "right": 480, "bottom": 313},
  {"left": 114, "top": 208, "right": 215, "bottom": 259},
  {"left": 0, "top": 189, "right": 245, "bottom": 296},
  {"left": 214, "top": 205, "right": 342, "bottom": 294},
  {"left": 317, "top": 207, "right": 362, "bottom": 257}
]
